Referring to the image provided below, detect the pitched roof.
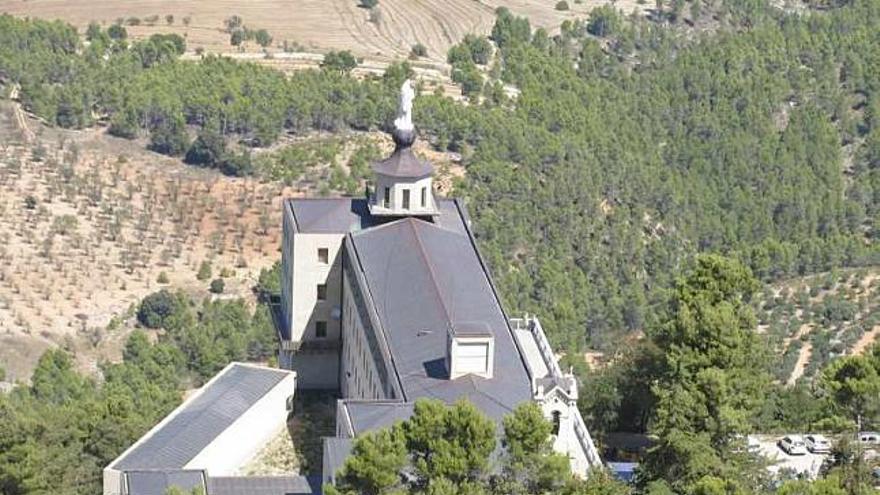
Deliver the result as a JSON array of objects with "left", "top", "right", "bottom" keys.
[
  {"left": 346, "top": 212, "right": 532, "bottom": 422},
  {"left": 125, "top": 470, "right": 206, "bottom": 495},
  {"left": 343, "top": 401, "right": 414, "bottom": 434},
  {"left": 112, "top": 364, "right": 292, "bottom": 471},
  {"left": 208, "top": 476, "right": 320, "bottom": 495},
  {"left": 287, "top": 198, "right": 464, "bottom": 235},
  {"left": 322, "top": 437, "right": 354, "bottom": 485},
  {"left": 371, "top": 147, "right": 433, "bottom": 179},
  {"left": 287, "top": 198, "right": 374, "bottom": 234}
]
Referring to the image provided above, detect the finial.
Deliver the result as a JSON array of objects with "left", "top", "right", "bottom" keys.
[{"left": 392, "top": 79, "right": 416, "bottom": 148}]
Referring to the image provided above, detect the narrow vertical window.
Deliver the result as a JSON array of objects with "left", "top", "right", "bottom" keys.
[
  {"left": 317, "top": 283, "right": 327, "bottom": 301},
  {"left": 316, "top": 321, "right": 327, "bottom": 338},
  {"left": 552, "top": 410, "right": 561, "bottom": 435},
  {"left": 383, "top": 187, "right": 391, "bottom": 208},
  {"left": 421, "top": 186, "right": 427, "bottom": 208},
  {"left": 318, "top": 247, "right": 329, "bottom": 264},
  {"left": 402, "top": 189, "right": 410, "bottom": 210}
]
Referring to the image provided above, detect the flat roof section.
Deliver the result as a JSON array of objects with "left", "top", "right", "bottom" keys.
[{"left": 112, "top": 363, "right": 293, "bottom": 471}]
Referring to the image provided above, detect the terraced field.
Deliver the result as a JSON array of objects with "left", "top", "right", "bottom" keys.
[{"left": 0, "top": 0, "right": 645, "bottom": 67}]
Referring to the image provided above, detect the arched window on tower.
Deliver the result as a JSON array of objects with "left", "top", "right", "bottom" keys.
[{"left": 552, "top": 410, "right": 561, "bottom": 435}]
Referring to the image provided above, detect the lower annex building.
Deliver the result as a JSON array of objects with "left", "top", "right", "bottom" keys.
[{"left": 105, "top": 81, "right": 601, "bottom": 495}]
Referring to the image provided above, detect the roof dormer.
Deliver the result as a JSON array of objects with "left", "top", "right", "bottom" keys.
[{"left": 447, "top": 322, "right": 495, "bottom": 380}]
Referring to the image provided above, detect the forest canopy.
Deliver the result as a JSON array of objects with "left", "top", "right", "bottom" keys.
[{"left": 1, "top": 0, "right": 879, "bottom": 354}]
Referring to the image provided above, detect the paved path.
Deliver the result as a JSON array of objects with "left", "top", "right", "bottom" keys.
[{"left": 8, "top": 85, "right": 35, "bottom": 143}]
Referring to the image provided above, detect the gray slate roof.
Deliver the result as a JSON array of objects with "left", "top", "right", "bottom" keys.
[
  {"left": 113, "top": 364, "right": 292, "bottom": 470},
  {"left": 287, "top": 198, "right": 373, "bottom": 234},
  {"left": 322, "top": 437, "right": 354, "bottom": 485},
  {"left": 209, "top": 476, "right": 320, "bottom": 495},
  {"left": 371, "top": 147, "right": 433, "bottom": 179},
  {"left": 346, "top": 213, "right": 533, "bottom": 422},
  {"left": 125, "top": 470, "right": 206, "bottom": 495},
  {"left": 287, "top": 198, "right": 463, "bottom": 235},
  {"left": 343, "top": 401, "right": 414, "bottom": 434}
]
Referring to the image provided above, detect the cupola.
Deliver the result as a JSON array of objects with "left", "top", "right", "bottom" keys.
[{"left": 369, "top": 80, "right": 439, "bottom": 217}]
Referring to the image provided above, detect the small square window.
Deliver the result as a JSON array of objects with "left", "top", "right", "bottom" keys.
[
  {"left": 316, "top": 321, "right": 327, "bottom": 338},
  {"left": 318, "top": 248, "right": 329, "bottom": 264},
  {"left": 317, "top": 283, "right": 327, "bottom": 301}
]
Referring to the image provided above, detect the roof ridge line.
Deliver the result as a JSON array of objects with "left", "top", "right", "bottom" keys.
[{"left": 407, "top": 218, "right": 454, "bottom": 327}]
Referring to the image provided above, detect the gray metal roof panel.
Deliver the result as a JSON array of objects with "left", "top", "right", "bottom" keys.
[
  {"left": 125, "top": 470, "right": 206, "bottom": 495},
  {"left": 347, "top": 215, "right": 532, "bottom": 422},
  {"left": 113, "top": 364, "right": 292, "bottom": 470},
  {"left": 208, "top": 476, "right": 320, "bottom": 495}
]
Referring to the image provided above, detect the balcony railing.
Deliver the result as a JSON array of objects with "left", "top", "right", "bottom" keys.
[{"left": 510, "top": 315, "right": 603, "bottom": 470}]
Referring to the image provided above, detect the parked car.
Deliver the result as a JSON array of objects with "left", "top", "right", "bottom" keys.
[
  {"left": 858, "top": 432, "right": 880, "bottom": 446},
  {"left": 779, "top": 435, "right": 808, "bottom": 455},
  {"left": 805, "top": 434, "right": 832, "bottom": 454}
]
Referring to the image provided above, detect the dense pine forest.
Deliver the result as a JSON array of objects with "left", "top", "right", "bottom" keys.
[{"left": 2, "top": 0, "right": 878, "bottom": 354}]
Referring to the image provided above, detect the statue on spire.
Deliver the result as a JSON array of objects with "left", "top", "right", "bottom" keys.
[{"left": 394, "top": 79, "right": 415, "bottom": 132}]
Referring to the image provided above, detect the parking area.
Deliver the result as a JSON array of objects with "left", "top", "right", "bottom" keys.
[{"left": 748, "top": 435, "right": 829, "bottom": 479}]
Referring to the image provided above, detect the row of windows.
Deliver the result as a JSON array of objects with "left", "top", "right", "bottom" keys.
[
  {"left": 315, "top": 246, "right": 330, "bottom": 338},
  {"left": 382, "top": 186, "right": 428, "bottom": 210}
]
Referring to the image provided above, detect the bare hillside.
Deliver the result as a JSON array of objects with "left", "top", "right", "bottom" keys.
[
  {"left": 0, "top": 101, "right": 296, "bottom": 382},
  {"left": 0, "top": 0, "right": 645, "bottom": 67}
]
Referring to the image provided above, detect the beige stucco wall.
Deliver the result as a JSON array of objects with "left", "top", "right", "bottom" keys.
[
  {"left": 290, "top": 232, "right": 345, "bottom": 343},
  {"left": 373, "top": 174, "right": 435, "bottom": 215}
]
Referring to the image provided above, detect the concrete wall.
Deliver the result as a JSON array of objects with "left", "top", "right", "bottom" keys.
[
  {"left": 288, "top": 350, "right": 340, "bottom": 390},
  {"left": 102, "top": 468, "right": 123, "bottom": 495},
  {"left": 291, "top": 232, "right": 345, "bottom": 343},
  {"left": 184, "top": 370, "right": 297, "bottom": 475}
]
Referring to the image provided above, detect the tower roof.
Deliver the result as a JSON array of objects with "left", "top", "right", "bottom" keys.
[{"left": 371, "top": 143, "right": 434, "bottom": 179}]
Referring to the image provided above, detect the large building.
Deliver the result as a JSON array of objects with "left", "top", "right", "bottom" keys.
[
  {"left": 281, "top": 81, "right": 601, "bottom": 483},
  {"left": 108, "top": 81, "right": 602, "bottom": 495}
]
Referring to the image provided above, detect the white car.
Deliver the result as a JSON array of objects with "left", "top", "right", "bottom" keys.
[
  {"left": 805, "top": 434, "right": 832, "bottom": 454},
  {"left": 858, "top": 432, "right": 879, "bottom": 445},
  {"left": 778, "top": 435, "right": 808, "bottom": 455}
]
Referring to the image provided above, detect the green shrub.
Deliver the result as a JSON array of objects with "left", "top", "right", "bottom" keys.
[
  {"left": 197, "top": 261, "right": 212, "bottom": 281},
  {"left": 555, "top": 1, "right": 570, "bottom": 10},
  {"left": 137, "top": 290, "right": 183, "bottom": 328},
  {"left": 157, "top": 272, "right": 170, "bottom": 284},
  {"left": 410, "top": 42, "right": 427, "bottom": 58},
  {"left": 210, "top": 278, "right": 225, "bottom": 294}
]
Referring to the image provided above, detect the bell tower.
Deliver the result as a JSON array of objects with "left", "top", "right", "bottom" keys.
[{"left": 369, "top": 80, "right": 439, "bottom": 217}]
